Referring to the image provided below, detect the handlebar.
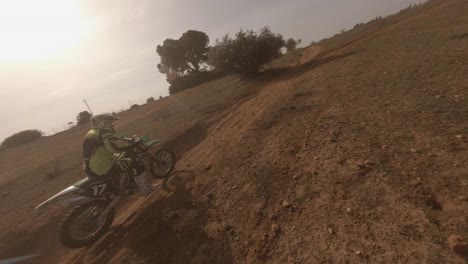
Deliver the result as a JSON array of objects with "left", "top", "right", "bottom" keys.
[
  {"left": 118, "top": 135, "right": 152, "bottom": 154},
  {"left": 124, "top": 137, "right": 150, "bottom": 154}
]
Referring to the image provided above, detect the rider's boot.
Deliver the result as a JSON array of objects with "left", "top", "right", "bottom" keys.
[{"left": 133, "top": 172, "right": 156, "bottom": 196}]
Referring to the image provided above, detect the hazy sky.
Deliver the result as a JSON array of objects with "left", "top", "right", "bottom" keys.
[{"left": 0, "top": 0, "right": 425, "bottom": 140}]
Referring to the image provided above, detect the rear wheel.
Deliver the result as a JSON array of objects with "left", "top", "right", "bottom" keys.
[
  {"left": 149, "top": 148, "right": 176, "bottom": 179},
  {"left": 59, "top": 200, "right": 114, "bottom": 248}
]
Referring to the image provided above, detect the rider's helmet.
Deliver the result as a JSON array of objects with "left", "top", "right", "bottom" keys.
[{"left": 90, "top": 113, "right": 119, "bottom": 132}]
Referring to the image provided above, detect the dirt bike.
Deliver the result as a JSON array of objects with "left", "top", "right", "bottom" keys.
[{"left": 35, "top": 136, "right": 176, "bottom": 248}]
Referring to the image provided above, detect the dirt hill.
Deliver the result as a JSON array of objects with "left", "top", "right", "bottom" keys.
[{"left": 1, "top": 0, "right": 468, "bottom": 263}]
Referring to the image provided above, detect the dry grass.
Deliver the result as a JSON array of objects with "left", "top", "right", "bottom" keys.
[
  {"left": 0, "top": 74, "right": 256, "bottom": 241},
  {"left": 1, "top": 1, "right": 467, "bottom": 262}
]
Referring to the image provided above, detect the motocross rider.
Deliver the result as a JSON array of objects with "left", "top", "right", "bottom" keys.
[{"left": 82, "top": 113, "right": 153, "bottom": 194}]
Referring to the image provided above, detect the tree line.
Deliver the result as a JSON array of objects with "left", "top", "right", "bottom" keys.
[
  {"left": 2, "top": 27, "right": 301, "bottom": 149},
  {"left": 156, "top": 27, "right": 301, "bottom": 94},
  {"left": 0, "top": 111, "right": 91, "bottom": 149},
  {"left": 1, "top": 97, "right": 161, "bottom": 150}
]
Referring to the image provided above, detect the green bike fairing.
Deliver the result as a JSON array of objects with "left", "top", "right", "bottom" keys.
[{"left": 117, "top": 134, "right": 162, "bottom": 148}]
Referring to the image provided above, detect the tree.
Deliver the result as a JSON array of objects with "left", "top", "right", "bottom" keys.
[
  {"left": 76, "top": 111, "right": 92, "bottom": 126},
  {"left": 156, "top": 30, "right": 209, "bottom": 80},
  {"left": 285, "top": 38, "right": 302, "bottom": 52},
  {"left": 208, "top": 27, "right": 285, "bottom": 76},
  {"left": 1, "top": 129, "right": 43, "bottom": 149},
  {"left": 146, "top": 97, "right": 155, "bottom": 103},
  {"left": 157, "top": 38, "right": 186, "bottom": 78},
  {"left": 179, "top": 30, "right": 209, "bottom": 72},
  {"left": 207, "top": 34, "right": 236, "bottom": 73}
]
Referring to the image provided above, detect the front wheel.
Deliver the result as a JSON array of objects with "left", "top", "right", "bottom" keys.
[
  {"left": 149, "top": 148, "right": 176, "bottom": 179},
  {"left": 59, "top": 200, "right": 114, "bottom": 248}
]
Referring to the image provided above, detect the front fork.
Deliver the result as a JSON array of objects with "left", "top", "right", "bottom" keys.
[{"left": 98, "top": 195, "right": 120, "bottom": 223}]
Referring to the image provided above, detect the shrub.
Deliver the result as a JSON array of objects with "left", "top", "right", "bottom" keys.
[
  {"left": 169, "top": 71, "right": 222, "bottom": 95},
  {"left": 207, "top": 35, "right": 235, "bottom": 74},
  {"left": 1, "top": 129, "right": 43, "bottom": 149},
  {"left": 285, "top": 38, "right": 302, "bottom": 52},
  {"left": 76, "top": 111, "right": 92, "bottom": 126},
  {"left": 147, "top": 97, "right": 155, "bottom": 103},
  {"left": 208, "top": 27, "right": 285, "bottom": 76}
]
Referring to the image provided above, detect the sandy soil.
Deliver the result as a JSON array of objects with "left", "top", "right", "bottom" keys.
[{"left": 1, "top": 0, "right": 467, "bottom": 263}]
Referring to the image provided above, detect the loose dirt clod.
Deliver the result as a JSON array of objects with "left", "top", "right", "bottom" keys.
[
  {"left": 223, "top": 224, "right": 233, "bottom": 232},
  {"left": 410, "top": 177, "right": 422, "bottom": 186},
  {"left": 282, "top": 200, "right": 290, "bottom": 208},
  {"left": 268, "top": 213, "right": 278, "bottom": 220},
  {"left": 167, "top": 211, "right": 179, "bottom": 219},
  {"left": 271, "top": 224, "right": 281, "bottom": 236},
  {"left": 448, "top": 235, "right": 468, "bottom": 257}
]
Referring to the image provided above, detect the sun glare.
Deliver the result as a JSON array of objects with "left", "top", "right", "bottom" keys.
[{"left": 0, "top": 0, "right": 89, "bottom": 64}]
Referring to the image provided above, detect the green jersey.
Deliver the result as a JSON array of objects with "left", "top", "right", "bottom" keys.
[{"left": 82, "top": 128, "right": 131, "bottom": 176}]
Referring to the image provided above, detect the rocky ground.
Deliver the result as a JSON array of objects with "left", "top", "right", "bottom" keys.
[{"left": 1, "top": 0, "right": 467, "bottom": 263}]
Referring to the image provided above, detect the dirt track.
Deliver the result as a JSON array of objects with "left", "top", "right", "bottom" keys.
[{"left": 1, "top": 0, "right": 468, "bottom": 263}]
